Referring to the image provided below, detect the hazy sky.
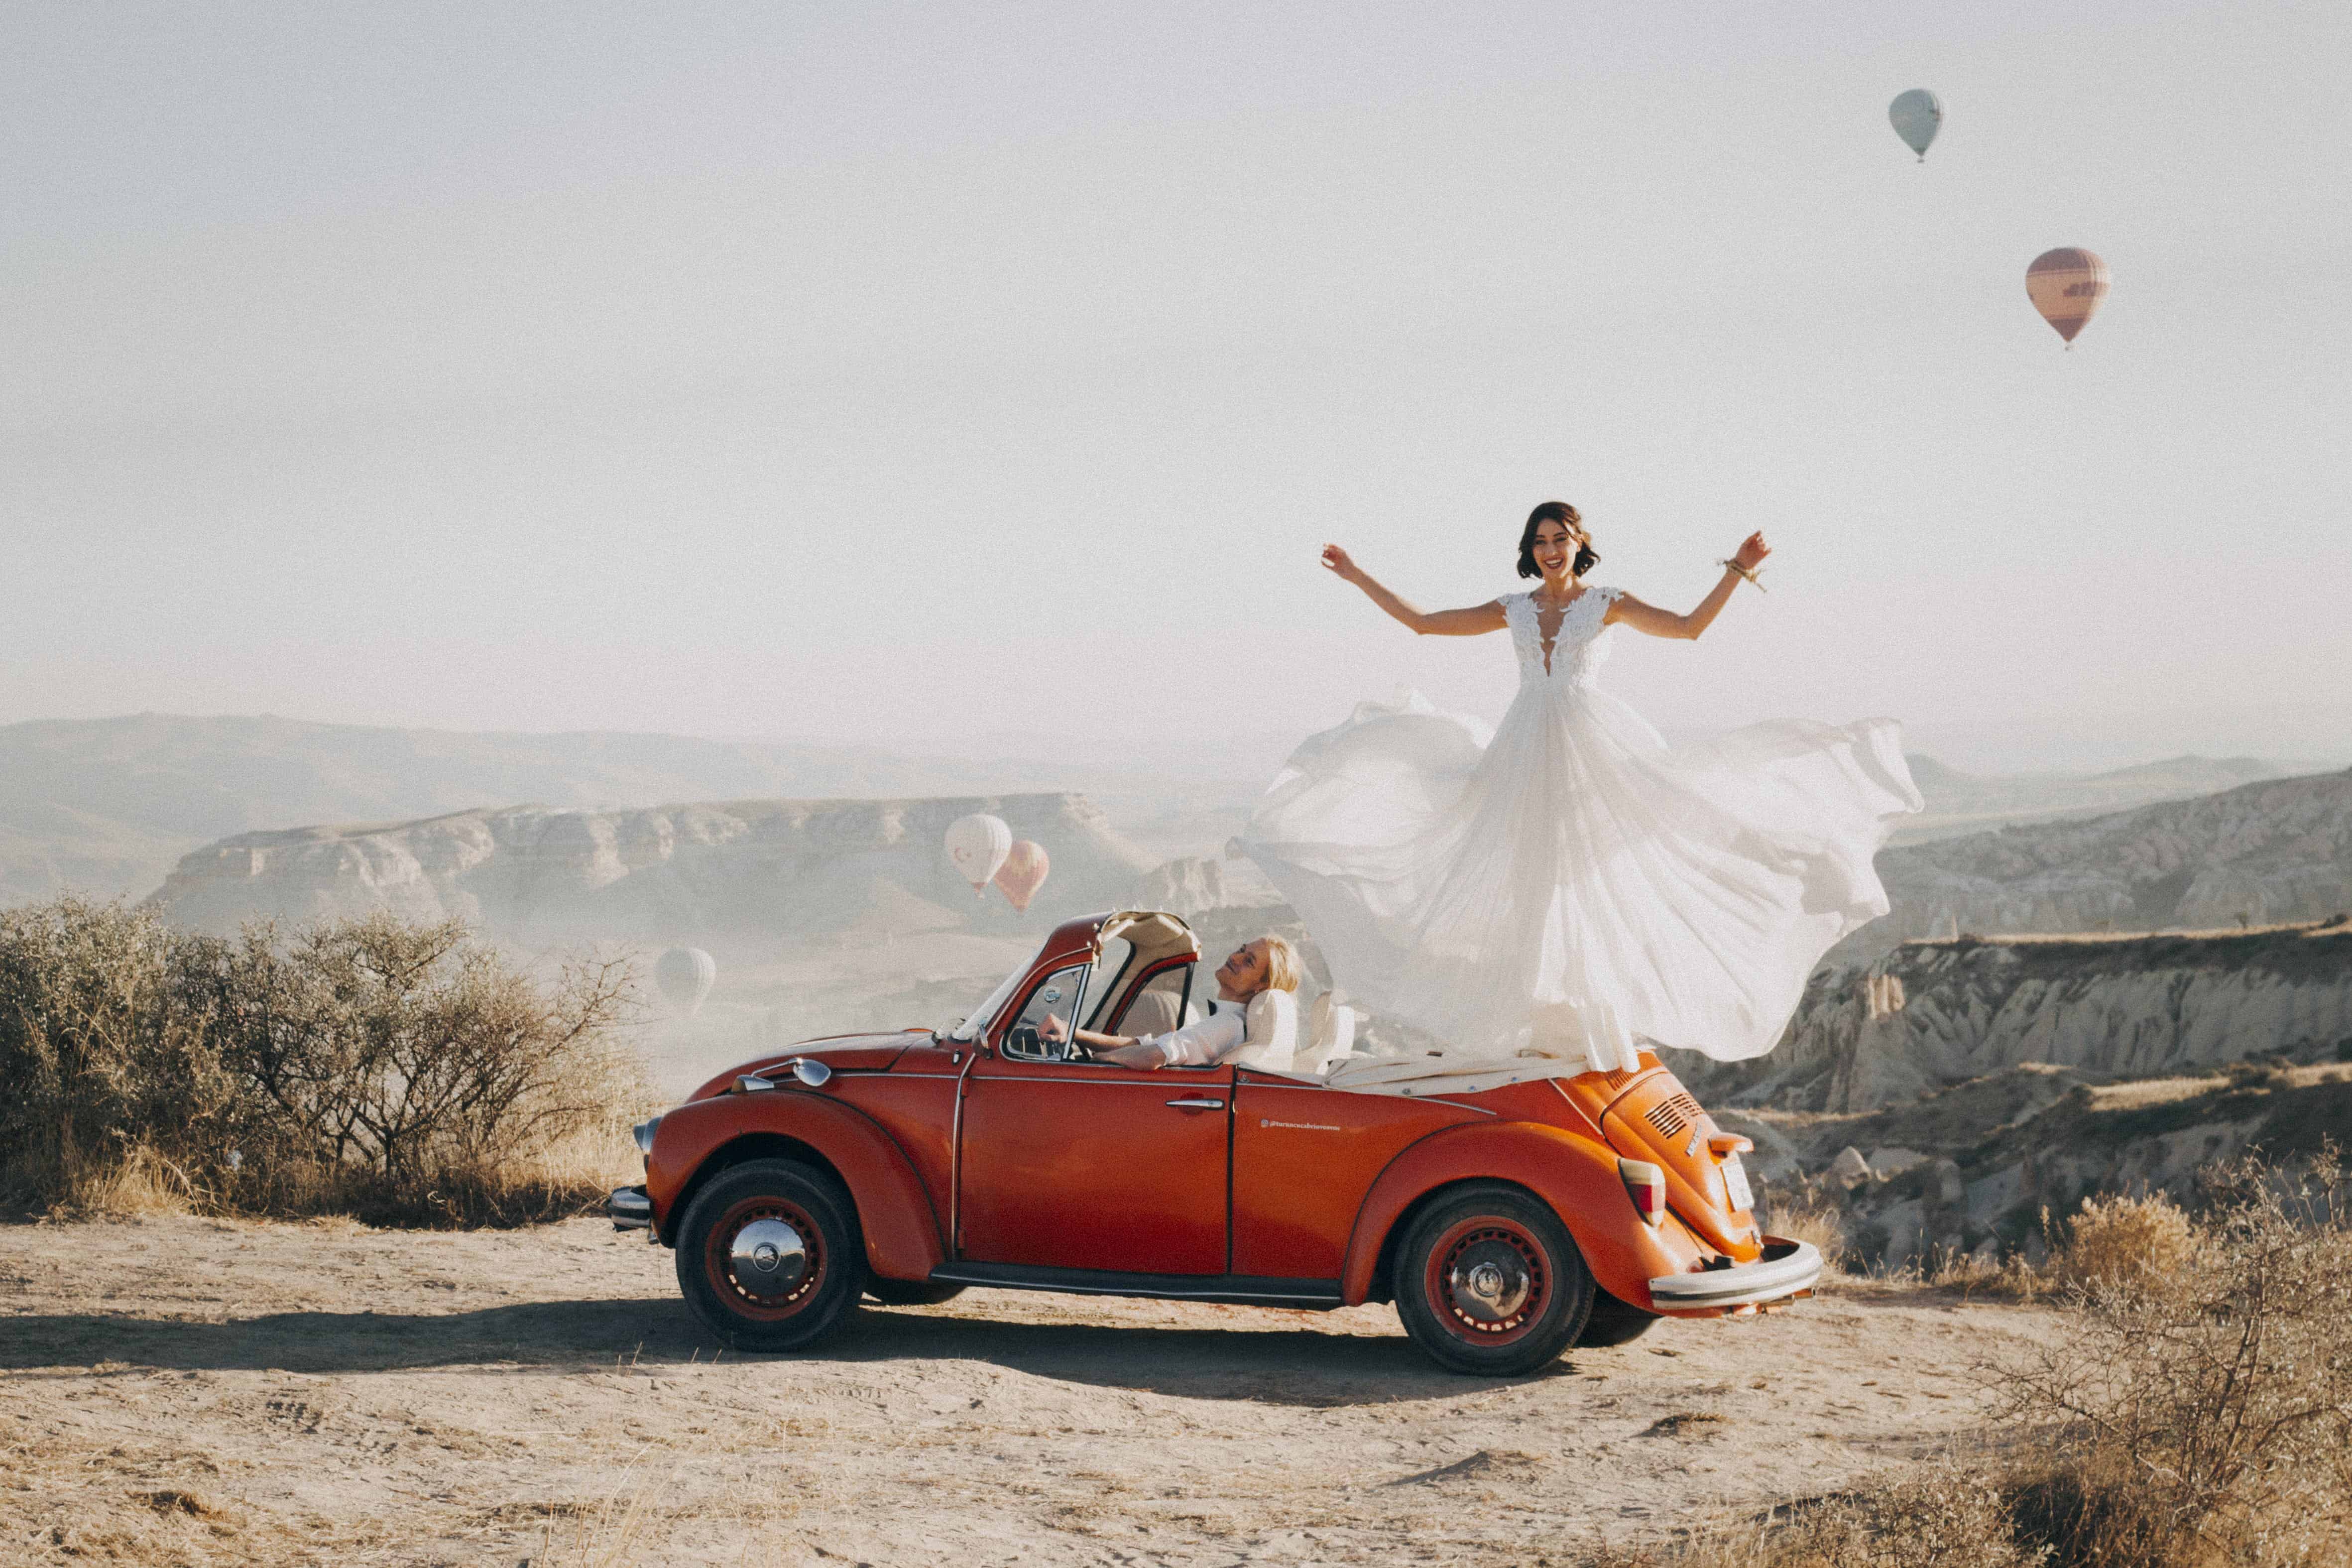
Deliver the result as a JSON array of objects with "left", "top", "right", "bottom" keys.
[{"left": 6, "top": 1, "right": 2348, "bottom": 781}]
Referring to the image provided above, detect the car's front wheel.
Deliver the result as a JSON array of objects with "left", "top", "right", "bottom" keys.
[
  {"left": 675, "top": 1159, "right": 866, "bottom": 1352},
  {"left": 1394, "top": 1182, "right": 1594, "bottom": 1376}
]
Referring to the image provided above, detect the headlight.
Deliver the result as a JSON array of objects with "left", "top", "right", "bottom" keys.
[{"left": 632, "top": 1115, "right": 663, "bottom": 1157}]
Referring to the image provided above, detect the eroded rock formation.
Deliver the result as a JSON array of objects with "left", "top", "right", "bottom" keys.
[
  {"left": 147, "top": 794, "right": 1158, "bottom": 942},
  {"left": 1678, "top": 919, "right": 2352, "bottom": 1112}
]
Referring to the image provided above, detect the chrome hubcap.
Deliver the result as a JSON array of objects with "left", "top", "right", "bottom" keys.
[
  {"left": 1448, "top": 1242, "right": 1532, "bottom": 1323},
  {"left": 728, "top": 1217, "right": 809, "bottom": 1298}
]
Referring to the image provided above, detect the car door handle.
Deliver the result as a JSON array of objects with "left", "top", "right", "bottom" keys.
[{"left": 1165, "top": 1097, "right": 1225, "bottom": 1110}]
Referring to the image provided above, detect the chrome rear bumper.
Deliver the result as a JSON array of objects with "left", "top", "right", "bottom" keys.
[
  {"left": 1648, "top": 1237, "right": 1821, "bottom": 1311},
  {"left": 608, "top": 1185, "right": 652, "bottom": 1231}
]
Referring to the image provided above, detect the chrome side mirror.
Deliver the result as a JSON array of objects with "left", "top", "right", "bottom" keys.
[{"left": 790, "top": 1058, "right": 832, "bottom": 1087}]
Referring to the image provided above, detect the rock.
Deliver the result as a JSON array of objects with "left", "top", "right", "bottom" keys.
[
  {"left": 1920, "top": 1157, "right": 1969, "bottom": 1256},
  {"left": 1830, "top": 1147, "right": 1874, "bottom": 1189},
  {"left": 1868, "top": 1147, "right": 1929, "bottom": 1179},
  {"left": 1673, "top": 920, "right": 2352, "bottom": 1112}
]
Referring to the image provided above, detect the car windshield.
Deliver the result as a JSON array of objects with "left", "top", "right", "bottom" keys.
[{"left": 946, "top": 958, "right": 1032, "bottom": 1043}]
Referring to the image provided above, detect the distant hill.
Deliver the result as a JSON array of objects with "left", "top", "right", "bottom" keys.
[
  {"left": 0, "top": 714, "right": 1246, "bottom": 905},
  {"left": 1835, "top": 766, "right": 2352, "bottom": 962},
  {"left": 1893, "top": 752, "right": 2289, "bottom": 844},
  {"left": 147, "top": 793, "right": 1159, "bottom": 944}
]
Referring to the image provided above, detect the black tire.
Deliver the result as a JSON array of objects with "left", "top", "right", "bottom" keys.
[
  {"left": 1393, "top": 1181, "right": 1594, "bottom": 1376},
  {"left": 1575, "top": 1288, "right": 1660, "bottom": 1347},
  {"left": 864, "top": 1279, "right": 966, "bottom": 1307},
  {"left": 674, "top": 1159, "right": 867, "bottom": 1353}
]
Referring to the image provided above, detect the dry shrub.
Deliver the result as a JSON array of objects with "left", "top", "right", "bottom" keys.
[
  {"left": 1592, "top": 1149, "right": 2352, "bottom": 1568},
  {"left": 1989, "top": 1148, "right": 2352, "bottom": 1566},
  {"left": 2050, "top": 1191, "right": 2197, "bottom": 1293},
  {"left": 0, "top": 896, "right": 650, "bottom": 1225}
]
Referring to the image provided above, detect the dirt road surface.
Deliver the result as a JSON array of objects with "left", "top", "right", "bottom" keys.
[{"left": 3, "top": 1215, "right": 2054, "bottom": 1566}]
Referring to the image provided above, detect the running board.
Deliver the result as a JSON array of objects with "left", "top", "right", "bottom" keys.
[{"left": 929, "top": 1262, "right": 1345, "bottom": 1310}]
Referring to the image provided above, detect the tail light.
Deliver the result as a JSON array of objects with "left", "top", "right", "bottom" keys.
[{"left": 1619, "top": 1158, "right": 1667, "bottom": 1227}]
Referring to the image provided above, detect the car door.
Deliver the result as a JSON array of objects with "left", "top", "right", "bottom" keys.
[
  {"left": 1230, "top": 1070, "right": 1483, "bottom": 1279},
  {"left": 957, "top": 963, "right": 1232, "bottom": 1274}
]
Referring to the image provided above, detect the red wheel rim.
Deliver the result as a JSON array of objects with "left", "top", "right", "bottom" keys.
[
  {"left": 704, "top": 1195, "right": 828, "bottom": 1323},
  {"left": 1422, "top": 1215, "right": 1550, "bottom": 1347}
]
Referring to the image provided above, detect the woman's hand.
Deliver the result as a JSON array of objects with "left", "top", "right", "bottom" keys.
[
  {"left": 1732, "top": 531, "right": 1771, "bottom": 573},
  {"left": 1320, "top": 544, "right": 1362, "bottom": 582}
]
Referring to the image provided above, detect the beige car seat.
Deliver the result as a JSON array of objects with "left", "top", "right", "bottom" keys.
[{"left": 1232, "top": 988, "right": 1300, "bottom": 1075}]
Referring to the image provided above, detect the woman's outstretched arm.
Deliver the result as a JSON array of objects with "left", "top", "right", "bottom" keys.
[
  {"left": 1606, "top": 531, "right": 1770, "bottom": 642},
  {"left": 1321, "top": 545, "right": 1508, "bottom": 636}
]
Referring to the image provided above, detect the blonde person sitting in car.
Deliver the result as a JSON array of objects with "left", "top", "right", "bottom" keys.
[{"left": 1039, "top": 936, "right": 1302, "bottom": 1072}]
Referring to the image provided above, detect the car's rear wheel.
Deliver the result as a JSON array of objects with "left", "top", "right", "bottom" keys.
[
  {"left": 1575, "top": 1288, "right": 1660, "bottom": 1347},
  {"left": 1394, "top": 1182, "right": 1594, "bottom": 1376},
  {"left": 864, "top": 1279, "right": 966, "bottom": 1307},
  {"left": 675, "top": 1159, "right": 866, "bottom": 1352}
]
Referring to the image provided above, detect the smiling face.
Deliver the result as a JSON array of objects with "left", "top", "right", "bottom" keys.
[
  {"left": 1531, "top": 518, "right": 1586, "bottom": 582},
  {"left": 1214, "top": 940, "right": 1272, "bottom": 999}
]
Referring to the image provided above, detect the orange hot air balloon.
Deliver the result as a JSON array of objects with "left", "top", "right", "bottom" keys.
[
  {"left": 2026, "top": 248, "right": 2110, "bottom": 346},
  {"left": 993, "top": 840, "right": 1050, "bottom": 912}
]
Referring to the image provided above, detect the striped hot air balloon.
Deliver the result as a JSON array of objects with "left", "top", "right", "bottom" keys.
[
  {"left": 993, "top": 840, "right": 1050, "bottom": 913},
  {"left": 2026, "top": 248, "right": 2110, "bottom": 347}
]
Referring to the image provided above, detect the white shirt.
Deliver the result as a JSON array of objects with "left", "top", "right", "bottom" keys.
[{"left": 1138, "top": 996, "right": 1249, "bottom": 1068}]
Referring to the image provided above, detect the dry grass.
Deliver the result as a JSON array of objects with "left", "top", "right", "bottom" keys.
[
  {"left": 2048, "top": 1192, "right": 2198, "bottom": 1293},
  {"left": 1592, "top": 1468, "right": 2048, "bottom": 1568},
  {"left": 1767, "top": 1193, "right": 1848, "bottom": 1272}
]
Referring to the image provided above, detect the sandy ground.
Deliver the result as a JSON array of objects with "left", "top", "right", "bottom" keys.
[{"left": 2, "top": 1214, "right": 2057, "bottom": 1567}]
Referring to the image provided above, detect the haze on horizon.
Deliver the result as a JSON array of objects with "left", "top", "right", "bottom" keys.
[{"left": 6, "top": 0, "right": 2348, "bottom": 785}]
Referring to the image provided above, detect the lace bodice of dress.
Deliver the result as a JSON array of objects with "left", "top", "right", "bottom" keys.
[{"left": 1503, "top": 587, "right": 1621, "bottom": 689}]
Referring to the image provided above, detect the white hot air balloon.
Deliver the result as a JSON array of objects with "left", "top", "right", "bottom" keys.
[
  {"left": 655, "top": 947, "right": 716, "bottom": 1016},
  {"left": 944, "top": 813, "right": 1012, "bottom": 895}
]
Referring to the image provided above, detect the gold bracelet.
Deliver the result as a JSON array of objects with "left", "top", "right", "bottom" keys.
[{"left": 1718, "top": 559, "right": 1766, "bottom": 592}]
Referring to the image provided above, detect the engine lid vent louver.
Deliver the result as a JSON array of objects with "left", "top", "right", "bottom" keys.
[{"left": 1644, "top": 1092, "right": 1703, "bottom": 1139}]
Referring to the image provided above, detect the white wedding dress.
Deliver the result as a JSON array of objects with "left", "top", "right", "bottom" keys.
[{"left": 1236, "top": 587, "right": 1922, "bottom": 1090}]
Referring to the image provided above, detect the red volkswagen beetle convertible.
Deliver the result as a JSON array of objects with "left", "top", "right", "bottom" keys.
[{"left": 610, "top": 910, "right": 1820, "bottom": 1376}]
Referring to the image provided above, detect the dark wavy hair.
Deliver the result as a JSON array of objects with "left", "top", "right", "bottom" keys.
[{"left": 1518, "top": 501, "right": 1598, "bottom": 579}]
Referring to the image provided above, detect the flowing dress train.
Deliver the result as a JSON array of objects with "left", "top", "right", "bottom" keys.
[{"left": 1235, "top": 587, "right": 1922, "bottom": 1089}]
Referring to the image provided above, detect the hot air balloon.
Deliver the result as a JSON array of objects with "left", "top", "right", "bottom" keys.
[
  {"left": 1888, "top": 90, "right": 1941, "bottom": 161},
  {"left": 655, "top": 947, "right": 716, "bottom": 1016},
  {"left": 944, "top": 813, "right": 1011, "bottom": 894},
  {"left": 2026, "top": 248, "right": 2110, "bottom": 346},
  {"left": 993, "top": 840, "right": 1050, "bottom": 913}
]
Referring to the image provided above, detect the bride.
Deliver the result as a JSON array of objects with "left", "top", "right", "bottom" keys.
[{"left": 1235, "top": 501, "right": 1921, "bottom": 1086}]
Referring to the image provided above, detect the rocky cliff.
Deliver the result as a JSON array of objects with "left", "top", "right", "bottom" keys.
[
  {"left": 1842, "top": 767, "right": 2352, "bottom": 963},
  {"left": 147, "top": 794, "right": 1159, "bottom": 943},
  {"left": 1676, "top": 919, "right": 2352, "bottom": 1113},
  {"left": 1734, "top": 1061, "right": 2352, "bottom": 1272}
]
